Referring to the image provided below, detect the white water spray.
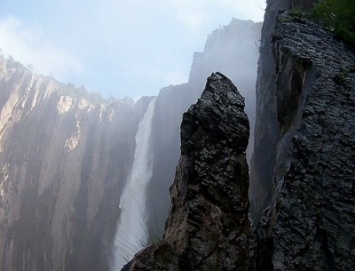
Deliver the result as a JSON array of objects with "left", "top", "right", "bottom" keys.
[{"left": 113, "top": 98, "right": 156, "bottom": 270}]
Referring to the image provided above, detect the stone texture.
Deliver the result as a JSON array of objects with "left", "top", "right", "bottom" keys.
[
  {"left": 249, "top": 0, "right": 292, "bottom": 223},
  {"left": 249, "top": 0, "right": 318, "bottom": 223},
  {"left": 256, "top": 13, "right": 355, "bottom": 271},
  {"left": 125, "top": 72, "right": 254, "bottom": 271}
]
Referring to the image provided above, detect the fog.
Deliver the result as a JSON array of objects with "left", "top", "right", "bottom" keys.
[{"left": 113, "top": 99, "right": 156, "bottom": 270}]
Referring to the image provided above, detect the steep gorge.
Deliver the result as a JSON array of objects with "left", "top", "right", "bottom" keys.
[
  {"left": 1, "top": 1, "right": 354, "bottom": 269},
  {"left": 0, "top": 19, "right": 261, "bottom": 271}
]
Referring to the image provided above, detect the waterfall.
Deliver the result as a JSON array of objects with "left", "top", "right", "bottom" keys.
[{"left": 113, "top": 98, "right": 156, "bottom": 270}]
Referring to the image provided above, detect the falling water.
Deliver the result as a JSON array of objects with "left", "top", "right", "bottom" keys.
[{"left": 113, "top": 98, "right": 156, "bottom": 270}]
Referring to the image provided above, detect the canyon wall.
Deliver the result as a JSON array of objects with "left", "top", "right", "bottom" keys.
[
  {"left": 257, "top": 12, "right": 355, "bottom": 270},
  {"left": 0, "top": 58, "right": 153, "bottom": 270},
  {"left": 249, "top": 0, "right": 317, "bottom": 222}
]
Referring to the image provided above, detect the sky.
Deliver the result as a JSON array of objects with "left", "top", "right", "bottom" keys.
[{"left": 0, "top": 0, "right": 265, "bottom": 99}]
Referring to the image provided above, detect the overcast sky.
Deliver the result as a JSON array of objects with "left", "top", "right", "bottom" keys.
[{"left": 0, "top": 0, "right": 265, "bottom": 98}]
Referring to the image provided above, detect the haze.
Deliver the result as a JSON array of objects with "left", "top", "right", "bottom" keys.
[{"left": 0, "top": 0, "right": 265, "bottom": 98}]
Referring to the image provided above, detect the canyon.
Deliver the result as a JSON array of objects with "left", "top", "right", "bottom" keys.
[
  {"left": 0, "top": 19, "right": 261, "bottom": 271},
  {"left": 0, "top": 0, "right": 354, "bottom": 270}
]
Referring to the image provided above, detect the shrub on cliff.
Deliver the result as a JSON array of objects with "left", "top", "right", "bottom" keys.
[{"left": 313, "top": 0, "right": 355, "bottom": 46}]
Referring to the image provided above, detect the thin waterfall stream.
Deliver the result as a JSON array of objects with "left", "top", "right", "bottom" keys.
[{"left": 113, "top": 98, "right": 156, "bottom": 270}]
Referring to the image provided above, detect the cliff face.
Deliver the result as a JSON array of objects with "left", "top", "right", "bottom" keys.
[
  {"left": 0, "top": 58, "right": 151, "bottom": 271},
  {"left": 2, "top": 2, "right": 354, "bottom": 269},
  {"left": 251, "top": 0, "right": 354, "bottom": 269},
  {"left": 124, "top": 72, "right": 254, "bottom": 271},
  {"left": 249, "top": 0, "right": 317, "bottom": 222},
  {"left": 258, "top": 13, "right": 355, "bottom": 270},
  {"left": 249, "top": 0, "right": 291, "bottom": 222}
]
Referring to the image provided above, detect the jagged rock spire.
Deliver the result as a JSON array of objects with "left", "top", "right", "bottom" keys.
[{"left": 123, "top": 72, "right": 254, "bottom": 270}]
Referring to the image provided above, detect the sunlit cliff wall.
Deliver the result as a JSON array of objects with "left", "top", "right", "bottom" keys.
[{"left": 0, "top": 58, "right": 153, "bottom": 271}]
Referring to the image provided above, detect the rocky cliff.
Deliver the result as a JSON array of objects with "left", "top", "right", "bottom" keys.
[
  {"left": 125, "top": 3, "right": 355, "bottom": 271},
  {"left": 2, "top": 2, "right": 354, "bottom": 269},
  {"left": 123, "top": 72, "right": 254, "bottom": 270},
  {"left": 0, "top": 57, "right": 153, "bottom": 271},
  {"left": 256, "top": 12, "right": 355, "bottom": 270},
  {"left": 249, "top": 0, "right": 316, "bottom": 222}
]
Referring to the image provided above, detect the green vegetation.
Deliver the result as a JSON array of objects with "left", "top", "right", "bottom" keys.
[
  {"left": 313, "top": 0, "right": 355, "bottom": 46},
  {"left": 289, "top": 7, "right": 308, "bottom": 18},
  {"left": 333, "top": 65, "right": 355, "bottom": 83}
]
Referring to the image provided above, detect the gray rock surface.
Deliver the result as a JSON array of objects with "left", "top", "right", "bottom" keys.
[
  {"left": 249, "top": 0, "right": 317, "bottom": 223},
  {"left": 125, "top": 72, "right": 254, "bottom": 271},
  {"left": 257, "top": 13, "right": 355, "bottom": 271},
  {"left": 249, "top": 0, "right": 291, "bottom": 222}
]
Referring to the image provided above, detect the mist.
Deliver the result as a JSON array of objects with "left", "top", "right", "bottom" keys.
[
  {"left": 0, "top": 1, "right": 264, "bottom": 270},
  {"left": 113, "top": 98, "right": 156, "bottom": 270}
]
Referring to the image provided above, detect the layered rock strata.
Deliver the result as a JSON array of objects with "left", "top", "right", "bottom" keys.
[{"left": 124, "top": 72, "right": 254, "bottom": 270}]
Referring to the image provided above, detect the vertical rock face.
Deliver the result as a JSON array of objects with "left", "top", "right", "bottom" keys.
[
  {"left": 0, "top": 57, "right": 151, "bottom": 271},
  {"left": 249, "top": 0, "right": 317, "bottom": 222},
  {"left": 125, "top": 73, "right": 254, "bottom": 271},
  {"left": 258, "top": 13, "right": 355, "bottom": 271},
  {"left": 249, "top": 0, "right": 292, "bottom": 222}
]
